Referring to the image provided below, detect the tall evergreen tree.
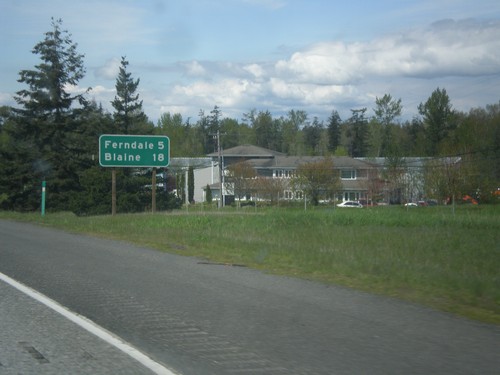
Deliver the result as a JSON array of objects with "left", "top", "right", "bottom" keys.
[
  {"left": 303, "top": 117, "right": 323, "bottom": 155},
  {"left": 196, "top": 106, "right": 221, "bottom": 153},
  {"left": 346, "top": 108, "right": 369, "bottom": 157},
  {"left": 111, "top": 57, "right": 148, "bottom": 134},
  {"left": 205, "top": 184, "right": 213, "bottom": 203},
  {"left": 15, "top": 18, "right": 87, "bottom": 121},
  {"left": 327, "top": 110, "right": 342, "bottom": 153},
  {"left": 252, "top": 110, "right": 282, "bottom": 151},
  {"left": 208, "top": 105, "right": 222, "bottom": 151},
  {"left": 188, "top": 166, "right": 194, "bottom": 203},
  {"left": 8, "top": 18, "right": 89, "bottom": 211}
]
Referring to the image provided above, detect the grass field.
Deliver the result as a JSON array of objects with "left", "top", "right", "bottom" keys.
[{"left": 1, "top": 205, "right": 499, "bottom": 324}]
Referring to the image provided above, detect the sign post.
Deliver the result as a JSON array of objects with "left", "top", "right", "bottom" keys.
[
  {"left": 41, "top": 180, "right": 46, "bottom": 216},
  {"left": 151, "top": 168, "right": 156, "bottom": 213},
  {"left": 111, "top": 169, "right": 116, "bottom": 216},
  {"left": 99, "top": 135, "right": 170, "bottom": 215}
]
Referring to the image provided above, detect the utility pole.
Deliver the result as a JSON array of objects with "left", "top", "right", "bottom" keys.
[
  {"left": 210, "top": 128, "right": 225, "bottom": 209},
  {"left": 217, "top": 130, "right": 224, "bottom": 208}
]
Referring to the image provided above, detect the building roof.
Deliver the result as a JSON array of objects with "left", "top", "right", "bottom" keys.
[
  {"left": 207, "top": 144, "right": 377, "bottom": 171},
  {"left": 248, "top": 156, "right": 376, "bottom": 170},
  {"left": 357, "top": 157, "right": 461, "bottom": 168}
]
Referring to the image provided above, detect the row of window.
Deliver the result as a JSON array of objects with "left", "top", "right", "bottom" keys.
[
  {"left": 282, "top": 190, "right": 365, "bottom": 201},
  {"left": 274, "top": 170, "right": 295, "bottom": 178},
  {"left": 283, "top": 190, "right": 303, "bottom": 199},
  {"left": 273, "top": 169, "right": 360, "bottom": 180}
]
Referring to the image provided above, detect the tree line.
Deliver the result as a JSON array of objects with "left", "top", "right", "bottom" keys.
[
  {"left": 160, "top": 94, "right": 499, "bottom": 161},
  {"left": 1, "top": 19, "right": 499, "bottom": 214}
]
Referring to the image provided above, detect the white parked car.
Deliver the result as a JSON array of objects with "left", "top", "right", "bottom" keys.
[
  {"left": 337, "top": 201, "right": 363, "bottom": 208},
  {"left": 404, "top": 202, "right": 418, "bottom": 207}
]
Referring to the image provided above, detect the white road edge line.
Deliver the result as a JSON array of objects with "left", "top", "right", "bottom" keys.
[{"left": 0, "top": 271, "right": 179, "bottom": 375}]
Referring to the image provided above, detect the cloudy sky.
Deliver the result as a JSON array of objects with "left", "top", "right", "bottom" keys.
[{"left": 1, "top": 0, "right": 499, "bottom": 124}]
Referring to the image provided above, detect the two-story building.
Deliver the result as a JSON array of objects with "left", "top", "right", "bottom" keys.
[
  {"left": 167, "top": 146, "right": 459, "bottom": 205},
  {"left": 206, "top": 144, "right": 378, "bottom": 204}
]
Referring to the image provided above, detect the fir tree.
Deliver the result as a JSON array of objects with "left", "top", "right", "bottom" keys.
[
  {"left": 188, "top": 166, "right": 194, "bottom": 203},
  {"left": 111, "top": 57, "right": 148, "bottom": 134},
  {"left": 347, "top": 108, "right": 369, "bottom": 157},
  {"left": 9, "top": 18, "right": 89, "bottom": 211},
  {"left": 327, "top": 110, "right": 342, "bottom": 154}
]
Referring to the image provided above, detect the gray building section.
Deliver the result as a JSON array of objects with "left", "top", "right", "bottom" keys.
[{"left": 167, "top": 157, "right": 216, "bottom": 203}]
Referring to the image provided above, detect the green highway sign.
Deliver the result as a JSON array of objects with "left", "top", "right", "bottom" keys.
[{"left": 99, "top": 134, "right": 170, "bottom": 167}]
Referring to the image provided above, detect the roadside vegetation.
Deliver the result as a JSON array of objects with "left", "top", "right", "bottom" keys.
[{"left": 2, "top": 204, "right": 499, "bottom": 325}]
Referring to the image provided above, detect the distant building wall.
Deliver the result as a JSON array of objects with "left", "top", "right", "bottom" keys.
[{"left": 193, "top": 163, "right": 219, "bottom": 203}]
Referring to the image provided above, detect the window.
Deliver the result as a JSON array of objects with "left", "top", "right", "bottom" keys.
[
  {"left": 344, "top": 192, "right": 361, "bottom": 201},
  {"left": 341, "top": 169, "right": 356, "bottom": 180},
  {"left": 274, "top": 169, "right": 294, "bottom": 178},
  {"left": 283, "top": 190, "right": 303, "bottom": 200}
]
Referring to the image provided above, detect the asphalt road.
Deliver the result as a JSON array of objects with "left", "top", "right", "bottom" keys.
[
  {"left": 0, "top": 276, "right": 160, "bottom": 374},
  {"left": 1, "top": 219, "right": 499, "bottom": 374}
]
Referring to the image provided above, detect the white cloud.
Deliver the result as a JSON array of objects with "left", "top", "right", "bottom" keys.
[
  {"left": 89, "top": 85, "right": 115, "bottom": 95},
  {"left": 269, "top": 78, "right": 355, "bottom": 104},
  {"left": 243, "top": 63, "right": 267, "bottom": 80},
  {"left": 172, "top": 79, "right": 261, "bottom": 108},
  {"left": 183, "top": 61, "right": 206, "bottom": 77},
  {"left": 61, "top": 83, "right": 116, "bottom": 113},
  {"left": 95, "top": 58, "right": 121, "bottom": 80},
  {"left": 371, "top": 19, "right": 500, "bottom": 78},
  {"left": 64, "top": 84, "right": 89, "bottom": 95},
  {"left": 275, "top": 42, "right": 364, "bottom": 85},
  {"left": 274, "top": 19, "right": 500, "bottom": 85}
]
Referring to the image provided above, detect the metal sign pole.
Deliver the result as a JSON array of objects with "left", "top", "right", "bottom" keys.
[
  {"left": 41, "top": 180, "right": 46, "bottom": 216},
  {"left": 112, "top": 169, "right": 116, "bottom": 216},
  {"left": 152, "top": 168, "right": 157, "bottom": 213}
]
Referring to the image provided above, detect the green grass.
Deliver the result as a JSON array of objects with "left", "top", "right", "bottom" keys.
[{"left": 1, "top": 205, "right": 499, "bottom": 324}]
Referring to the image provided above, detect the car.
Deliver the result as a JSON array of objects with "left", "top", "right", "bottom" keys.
[
  {"left": 404, "top": 202, "right": 418, "bottom": 207},
  {"left": 337, "top": 201, "right": 363, "bottom": 208}
]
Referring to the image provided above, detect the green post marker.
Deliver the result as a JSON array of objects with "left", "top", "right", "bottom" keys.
[{"left": 41, "top": 180, "right": 46, "bottom": 216}]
